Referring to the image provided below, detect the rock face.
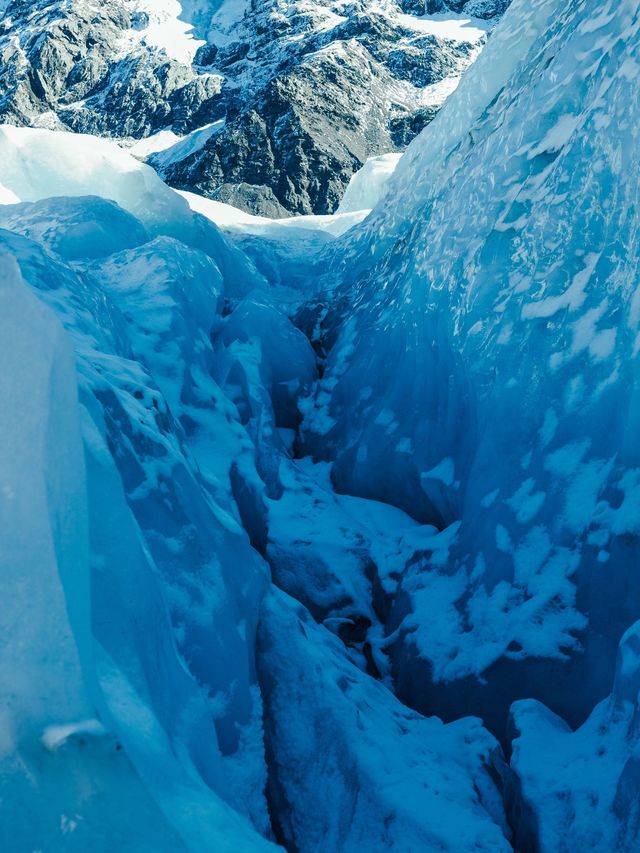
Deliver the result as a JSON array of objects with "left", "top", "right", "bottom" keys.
[
  {"left": 405, "top": 0, "right": 509, "bottom": 14},
  {"left": 0, "top": 0, "right": 507, "bottom": 214},
  {"left": 0, "top": 1, "right": 222, "bottom": 138}
]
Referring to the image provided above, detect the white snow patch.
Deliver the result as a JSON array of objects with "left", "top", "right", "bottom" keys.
[
  {"left": 130, "top": 0, "right": 206, "bottom": 64},
  {"left": 396, "top": 13, "right": 490, "bottom": 43},
  {"left": 0, "top": 182, "right": 20, "bottom": 205},
  {"left": 338, "top": 153, "right": 402, "bottom": 214},
  {"left": 150, "top": 120, "right": 225, "bottom": 169},
  {"left": 124, "top": 129, "right": 184, "bottom": 159},
  {"left": 209, "top": 0, "right": 250, "bottom": 46},
  {"left": 178, "top": 190, "right": 368, "bottom": 238}
]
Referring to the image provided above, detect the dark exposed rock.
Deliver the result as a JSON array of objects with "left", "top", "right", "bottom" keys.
[
  {"left": 403, "top": 0, "right": 510, "bottom": 15},
  {"left": 215, "top": 183, "right": 291, "bottom": 219}
]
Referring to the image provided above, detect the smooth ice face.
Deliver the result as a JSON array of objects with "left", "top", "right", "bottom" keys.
[
  {"left": 0, "top": 256, "right": 91, "bottom": 737},
  {"left": 0, "top": 258, "right": 248, "bottom": 852},
  {"left": 303, "top": 0, "right": 640, "bottom": 728}
]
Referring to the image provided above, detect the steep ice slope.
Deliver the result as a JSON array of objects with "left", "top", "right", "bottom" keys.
[
  {"left": 0, "top": 0, "right": 505, "bottom": 214},
  {"left": 0, "top": 128, "right": 511, "bottom": 850},
  {"left": 303, "top": 0, "right": 640, "bottom": 735}
]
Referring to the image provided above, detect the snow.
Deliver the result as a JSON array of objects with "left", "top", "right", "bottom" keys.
[
  {"left": 0, "top": 258, "right": 198, "bottom": 851},
  {"left": 258, "top": 588, "right": 511, "bottom": 852},
  {"left": 0, "top": 124, "right": 265, "bottom": 294},
  {"left": 209, "top": 0, "right": 251, "bottom": 46},
  {"left": 179, "top": 188, "right": 368, "bottom": 237},
  {"left": 0, "top": 220, "right": 276, "bottom": 850},
  {"left": 337, "top": 153, "right": 402, "bottom": 214},
  {"left": 149, "top": 120, "right": 225, "bottom": 170},
  {"left": 509, "top": 622, "right": 640, "bottom": 851},
  {"left": 125, "top": 128, "right": 184, "bottom": 158},
  {"left": 129, "top": 0, "right": 206, "bottom": 64},
  {"left": 0, "top": 125, "right": 192, "bottom": 235},
  {"left": 0, "top": 183, "right": 19, "bottom": 204},
  {"left": 397, "top": 12, "right": 491, "bottom": 43}
]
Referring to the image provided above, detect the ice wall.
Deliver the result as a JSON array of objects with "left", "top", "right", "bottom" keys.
[
  {"left": 0, "top": 256, "right": 273, "bottom": 850},
  {"left": 508, "top": 621, "right": 640, "bottom": 851},
  {"left": 0, "top": 200, "right": 276, "bottom": 848},
  {"left": 0, "top": 124, "right": 517, "bottom": 847},
  {"left": 303, "top": 0, "right": 640, "bottom": 731}
]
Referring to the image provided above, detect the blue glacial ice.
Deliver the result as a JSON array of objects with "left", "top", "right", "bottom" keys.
[
  {"left": 0, "top": 132, "right": 512, "bottom": 850},
  {"left": 2, "top": 0, "right": 640, "bottom": 849},
  {"left": 302, "top": 0, "right": 640, "bottom": 735}
]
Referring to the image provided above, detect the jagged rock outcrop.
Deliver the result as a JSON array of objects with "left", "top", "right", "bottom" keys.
[
  {"left": 0, "top": 1, "right": 221, "bottom": 137},
  {"left": 155, "top": 2, "right": 482, "bottom": 214},
  {"left": 405, "top": 0, "right": 510, "bottom": 17}
]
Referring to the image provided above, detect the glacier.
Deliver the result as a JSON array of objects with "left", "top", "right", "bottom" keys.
[
  {"left": 1, "top": 0, "right": 640, "bottom": 850},
  {"left": 0, "top": 126, "right": 509, "bottom": 850}
]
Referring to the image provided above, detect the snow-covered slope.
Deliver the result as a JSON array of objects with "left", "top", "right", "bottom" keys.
[{"left": 0, "top": 0, "right": 506, "bottom": 214}]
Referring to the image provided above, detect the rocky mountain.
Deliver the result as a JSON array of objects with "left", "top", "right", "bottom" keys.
[{"left": 0, "top": 0, "right": 508, "bottom": 214}]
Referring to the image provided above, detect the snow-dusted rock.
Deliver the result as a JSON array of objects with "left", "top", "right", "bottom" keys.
[{"left": 0, "top": 0, "right": 505, "bottom": 214}]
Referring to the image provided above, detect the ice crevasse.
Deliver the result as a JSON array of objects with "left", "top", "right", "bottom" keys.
[
  {"left": 0, "top": 125, "right": 510, "bottom": 849},
  {"left": 2, "top": 0, "right": 640, "bottom": 850}
]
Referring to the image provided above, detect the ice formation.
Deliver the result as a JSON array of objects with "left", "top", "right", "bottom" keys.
[
  {"left": 303, "top": 0, "right": 640, "bottom": 734},
  {"left": 1, "top": 0, "right": 640, "bottom": 850}
]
